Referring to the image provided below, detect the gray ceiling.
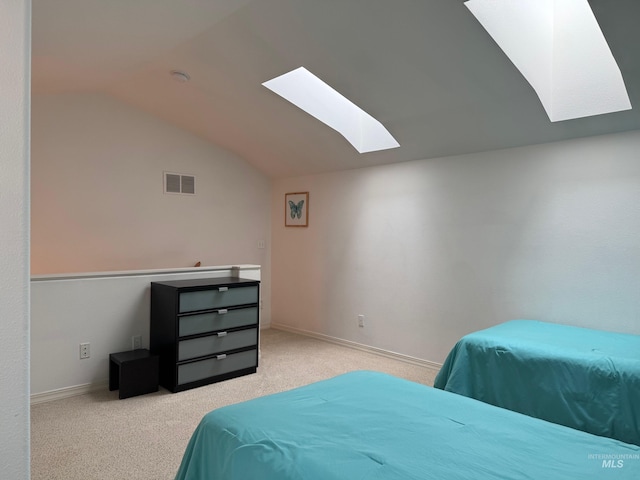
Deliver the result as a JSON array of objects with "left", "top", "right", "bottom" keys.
[{"left": 32, "top": 0, "right": 640, "bottom": 178}]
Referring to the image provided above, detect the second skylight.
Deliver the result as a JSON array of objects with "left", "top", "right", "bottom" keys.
[
  {"left": 465, "top": 0, "right": 631, "bottom": 122},
  {"left": 263, "top": 67, "right": 399, "bottom": 154}
]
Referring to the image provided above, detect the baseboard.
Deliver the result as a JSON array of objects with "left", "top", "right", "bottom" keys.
[
  {"left": 270, "top": 323, "right": 442, "bottom": 372},
  {"left": 31, "top": 381, "right": 108, "bottom": 405}
]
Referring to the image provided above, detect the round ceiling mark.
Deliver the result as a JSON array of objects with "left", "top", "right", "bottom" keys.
[{"left": 170, "top": 70, "right": 191, "bottom": 83}]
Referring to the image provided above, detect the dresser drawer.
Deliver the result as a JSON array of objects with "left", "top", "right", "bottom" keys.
[
  {"left": 179, "top": 307, "right": 258, "bottom": 337},
  {"left": 178, "top": 349, "right": 257, "bottom": 385},
  {"left": 179, "top": 286, "right": 258, "bottom": 313},
  {"left": 178, "top": 328, "right": 257, "bottom": 361}
]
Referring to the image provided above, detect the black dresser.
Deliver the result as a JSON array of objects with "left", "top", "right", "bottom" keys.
[{"left": 150, "top": 277, "right": 259, "bottom": 393}]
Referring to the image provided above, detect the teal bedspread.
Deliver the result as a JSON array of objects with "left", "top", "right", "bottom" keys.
[
  {"left": 175, "top": 371, "right": 640, "bottom": 479},
  {"left": 434, "top": 320, "right": 640, "bottom": 446}
]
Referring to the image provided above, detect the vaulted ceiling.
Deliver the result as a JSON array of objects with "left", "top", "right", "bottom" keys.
[{"left": 32, "top": 0, "right": 640, "bottom": 178}]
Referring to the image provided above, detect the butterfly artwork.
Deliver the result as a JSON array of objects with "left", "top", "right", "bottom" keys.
[
  {"left": 284, "top": 192, "right": 309, "bottom": 227},
  {"left": 289, "top": 200, "right": 304, "bottom": 219}
]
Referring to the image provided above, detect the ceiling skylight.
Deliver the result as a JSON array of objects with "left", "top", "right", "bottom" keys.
[
  {"left": 263, "top": 67, "right": 400, "bottom": 153},
  {"left": 465, "top": 0, "right": 631, "bottom": 122}
]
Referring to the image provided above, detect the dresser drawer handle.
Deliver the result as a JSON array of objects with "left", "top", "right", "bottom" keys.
[
  {"left": 217, "top": 331, "right": 228, "bottom": 337},
  {"left": 217, "top": 309, "right": 228, "bottom": 315},
  {"left": 216, "top": 354, "right": 227, "bottom": 360},
  {"left": 218, "top": 286, "right": 229, "bottom": 292}
]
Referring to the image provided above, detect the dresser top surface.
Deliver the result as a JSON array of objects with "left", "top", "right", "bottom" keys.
[{"left": 151, "top": 277, "right": 259, "bottom": 289}]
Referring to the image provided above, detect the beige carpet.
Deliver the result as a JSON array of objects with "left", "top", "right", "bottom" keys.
[{"left": 31, "top": 328, "right": 438, "bottom": 480}]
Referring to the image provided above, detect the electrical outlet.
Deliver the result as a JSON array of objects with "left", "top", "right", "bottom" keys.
[
  {"left": 358, "top": 314, "right": 365, "bottom": 328},
  {"left": 258, "top": 240, "right": 266, "bottom": 249},
  {"left": 132, "top": 335, "right": 142, "bottom": 350},
  {"left": 79, "top": 342, "right": 90, "bottom": 359}
]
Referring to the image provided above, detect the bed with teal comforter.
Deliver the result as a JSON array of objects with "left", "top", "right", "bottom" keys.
[
  {"left": 434, "top": 320, "right": 640, "bottom": 446},
  {"left": 175, "top": 370, "right": 640, "bottom": 479}
]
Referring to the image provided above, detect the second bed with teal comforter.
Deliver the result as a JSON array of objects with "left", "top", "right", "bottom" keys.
[
  {"left": 434, "top": 320, "right": 640, "bottom": 445},
  {"left": 175, "top": 371, "right": 640, "bottom": 479}
]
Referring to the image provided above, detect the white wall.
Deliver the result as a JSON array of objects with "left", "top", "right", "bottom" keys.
[
  {"left": 31, "top": 94, "right": 270, "bottom": 269},
  {"left": 272, "top": 130, "right": 640, "bottom": 364},
  {"left": 31, "top": 92, "right": 272, "bottom": 324},
  {"left": 0, "top": 0, "right": 31, "bottom": 478}
]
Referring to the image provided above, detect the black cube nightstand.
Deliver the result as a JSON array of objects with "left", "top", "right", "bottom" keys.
[{"left": 109, "top": 349, "right": 159, "bottom": 399}]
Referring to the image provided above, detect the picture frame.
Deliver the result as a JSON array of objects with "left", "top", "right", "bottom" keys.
[{"left": 285, "top": 192, "right": 309, "bottom": 227}]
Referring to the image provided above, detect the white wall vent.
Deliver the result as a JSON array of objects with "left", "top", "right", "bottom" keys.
[{"left": 164, "top": 172, "right": 196, "bottom": 195}]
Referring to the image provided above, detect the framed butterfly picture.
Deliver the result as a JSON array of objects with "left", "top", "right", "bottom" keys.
[{"left": 285, "top": 192, "right": 309, "bottom": 227}]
